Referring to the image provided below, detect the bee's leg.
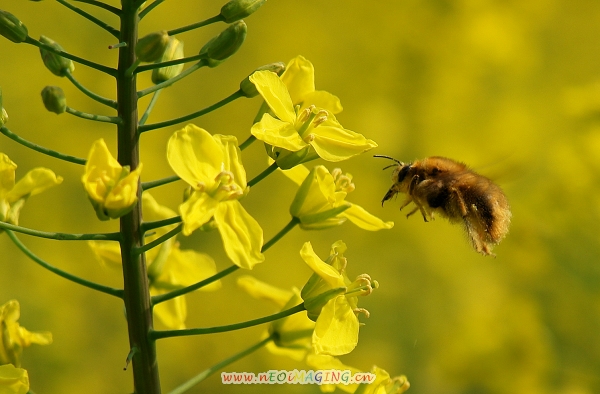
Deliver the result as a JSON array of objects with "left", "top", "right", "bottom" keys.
[
  {"left": 398, "top": 196, "right": 413, "bottom": 211},
  {"left": 405, "top": 206, "right": 419, "bottom": 218},
  {"left": 450, "top": 187, "right": 469, "bottom": 217},
  {"left": 407, "top": 174, "right": 420, "bottom": 196}
]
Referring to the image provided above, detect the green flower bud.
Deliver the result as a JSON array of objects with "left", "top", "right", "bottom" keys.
[
  {"left": 39, "top": 36, "right": 75, "bottom": 77},
  {"left": 240, "top": 62, "right": 285, "bottom": 98},
  {"left": 220, "top": 0, "right": 266, "bottom": 23},
  {"left": 136, "top": 30, "right": 169, "bottom": 63},
  {"left": 199, "top": 20, "right": 247, "bottom": 67},
  {"left": 151, "top": 37, "right": 184, "bottom": 84},
  {"left": 41, "top": 86, "right": 66, "bottom": 114},
  {"left": 0, "top": 9, "right": 28, "bottom": 43}
]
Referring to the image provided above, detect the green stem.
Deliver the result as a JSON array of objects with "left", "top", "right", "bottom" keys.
[
  {"left": 138, "top": 0, "right": 165, "bottom": 19},
  {"left": 65, "top": 71, "right": 118, "bottom": 109},
  {"left": 66, "top": 106, "right": 122, "bottom": 124},
  {"left": 6, "top": 230, "right": 124, "bottom": 298},
  {"left": 133, "top": 224, "right": 182, "bottom": 255},
  {"left": 57, "top": 0, "right": 120, "bottom": 38},
  {"left": 25, "top": 37, "right": 117, "bottom": 77},
  {"left": 141, "top": 175, "right": 180, "bottom": 191},
  {"left": 139, "top": 90, "right": 244, "bottom": 133},
  {"left": 262, "top": 217, "right": 299, "bottom": 251},
  {"left": 142, "top": 216, "right": 182, "bottom": 232},
  {"left": 0, "top": 126, "right": 86, "bottom": 165},
  {"left": 138, "top": 61, "right": 206, "bottom": 98},
  {"left": 152, "top": 217, "right": 298, "bottom": 306},
  {"left": 139, "top": 90, "right": 161, "bottom": 126},
  {"left": 167, "top": 335, "right": 274, "bottom": 394},
  {"left": 135, "top": 54, "right": 203, "bottom": 74},
  {"left": 73, "top": 0, "right": 122, "bottom": 15},
  {"left": 117, "top": 2, "right": 161, "bottom": 392},
  {"left": 238, "top": 135, "right": 256, "bottom": 151},
  {"left": 151, "top": 303, "right": 305, "bottom": 340},
  {"left": 248, "top": 162, "right": 279, "bottom": 187},
  {"left": 167, "top": 15, "right": 225, "bottom": 36},
  {"left": 0, "top": 221, "right": 120, "bottom": 241},
  {"left": 152, "top": 264, "right": 239, "bottom": 305}
]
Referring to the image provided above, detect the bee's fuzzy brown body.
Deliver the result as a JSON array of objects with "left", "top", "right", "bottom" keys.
[{"left": 378, "top": 156, "right": 511, "bottom": 256}]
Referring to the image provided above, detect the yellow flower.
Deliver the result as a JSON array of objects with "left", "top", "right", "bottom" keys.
[
  {"left": 167, "top": 124, "right": 264, "bottom": 269},
  {"left": 280, "top": 55, "right": 343, "bottom": 115},
  {"left": 354, "top": 366, "right": 410, "bottom": 394},
  {"left": 0, "top": 153, "right": 62, "bottom": 229},
  {"left": 249, "top": 70, "right": 377, "bottom": 169},
  {"left": 88, "top": 193, "right": 221, "bottom": 329},
  {"left": 82, "top": 139, "right": 142, "bottom": 221},
  {"left": 237, "top": 276, "right": 314, "bottom": 361},
  {"left": 300, "top": 242, "right": 377, "bottom": 356},
  {"left": 0, "top": 300, "right": 52, "bottom": 368},
  {"left": 0, "top": 364, "right": 29, "bottom": 394},
  {"left": 289, "top": 165, "right": 394, "bottom": 231}
]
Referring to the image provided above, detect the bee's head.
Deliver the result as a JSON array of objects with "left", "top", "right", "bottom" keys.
[{"left": 374, "top": 155, "right": 412, "bottom": 205}]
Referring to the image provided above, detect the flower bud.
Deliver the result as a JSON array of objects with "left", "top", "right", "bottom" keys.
[
  {"left": 0, "top": 10, "right": 28, "bottom": 43},
  {"left": 240, "top": 62, "right": 285, "bottom": 98},
  {"left": 39, "top": 35, "right": 75, "bottom": 77},
  {"left": 151, "top": 37, "right": 184, "bottom": 84},
  {"left": 220, "top": 0, "right": 266, "bottom": 23},
  {"left": 41, "top": 86, "right": 66, "bottom": 114},
  {"left": 135, "top": 30, "right": 169, "bottom": 63},
  {"left": 199, "top": 20, "right": 247, "bottom": 67}
]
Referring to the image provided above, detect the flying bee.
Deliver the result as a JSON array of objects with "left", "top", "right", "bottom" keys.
[{"left": 375, "top": 155, "right": 511, "bottom": 256}]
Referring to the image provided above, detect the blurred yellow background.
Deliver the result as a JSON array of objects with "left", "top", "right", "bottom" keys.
[{"left": 1, "top": 0, "right": 600, "bottom": 393}]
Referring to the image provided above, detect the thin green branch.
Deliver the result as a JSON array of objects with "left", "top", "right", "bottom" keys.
[
  {"left": 248, "top": 161, "right": 279, "bottom": 187},
  {"left": 57, "top": 0, "right": 120, "bottom": 38},
  {"left": 6, "top": 230, "right": 124, "bottom": 298},
  {"left": 142, "top": 216, "right": 182, "bottom": 232},
  {"left": 262, "top": 217, "right": 299, "bottom": 251},
  {"left": 0, "top": 221, "right": 121, "bottom": 241},
  {"left": 133, "top": 224, "right": 182, "bottom": 255},
  {"left": 139, "top": 90, "right": 161, "bottom": 126},
  {"left": 65, "top": 71, "right": 118, "bottom": 109},
  {"left": 151, "top": 303, "right": 306, "bottom": 340},
  {"left": 167, "top": 15, "right": 225, "bottom": 36},
  {"left": 72, "top": 0, "right": 122, "bottom": 15},
  {"left": 25, "top": 37, "right": 117, "bottom": 77},
  {"left": 137, "top": 60, "right": 206, "bottom": 98},
  {"left": 238, "top": 135, "right": 256, "bottom": 151},
  {"left": 139, "top": 90, "right": 245, "bottom": 133},
  {"left": 152, "top": 217, "right": 299, "bottom": 305},
  {"left": 135, "top": 54, "right": 203, "bottom": 74},
  {"left": 66, "top": 106, "right": 122, "bottom": 124},
  {"left": 141, "top": 175, "right": 180, "bottom": 191},
  {"left": 167, "top": 335, "right": 274, "bottom": 394},
  {"left": 138, "top": 0, "right": 165, "bottom": 19},
  {"left": 0, "top": 126, "right": 86, "bottom": 165}
]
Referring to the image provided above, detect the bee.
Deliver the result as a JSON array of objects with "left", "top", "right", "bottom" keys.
[{"left": 375, "top": 155, "right": 511, "bottom": 256}]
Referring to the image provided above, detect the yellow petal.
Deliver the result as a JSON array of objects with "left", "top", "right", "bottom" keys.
[
  {"left": 179, "top": 191, "right": 219, "bottom": 235},
  {"left": 309, "top": 123, "right": 378, "bottom": 162},
  {"left": 158, "top": 247, "right": 221, "bottom": 291},
  {"left": 142, "top": 192, "right": 177, "bottom": 222},
  {"left": 251, "top": 113, "right": 307, "bottom": 152},
  {"left": 167, "top": 124, "right": 223, "bottom": 189},
  {"left": 214, "top": 200, "right": 264, "bottom": 269},
  {"left": 214, "top": 134, "right": 247, "bottom": 189},
  {"left": 277, "top": 163, "right": 310, "bottom": 186},
  {"left": 280, "top": 55, "right": 315, "bottom": 106},
  {"left": 88, "top": 240, "right": 123, "bottom": 269},
  {"left": 312, "top": 296, "right": 359, "bottom": 356},
  {"left": 302, "top": 90, "right": 343, "bottom": 114},
  {"left": 290, "top": 166, "right": 337, "bottom": 218},
  {"left": 6, "top": 168, "right": 62, "bottom": 204},
  {"left": 249, "top": 70, "right": 296, "bottom": 123},
  {"left": 104, "top": 164, "right": 142, "bottom": 213},
  {"left": 341, "top": 204, "right": 394, "bottom": 231},
  {"left": 0, "top": 153, "right": 17, "bottom": 198},
  {"left": 151, "top": 288, "right": 187, "bottom": 329},
  {"left": 300, "top": 242, "right": 345, "bottom": 289},
  {"left": 0, "top": 364, "right": 29, "bottom": 394},
  {"left": 237, "top": 275, "right": 294, "bottom": 307}
]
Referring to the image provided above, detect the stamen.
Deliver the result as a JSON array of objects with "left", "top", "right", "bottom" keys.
[{"left": 353, "top": 307, "right": 370, "bottom": 318}]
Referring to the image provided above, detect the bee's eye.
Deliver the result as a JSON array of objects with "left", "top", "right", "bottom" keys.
[
  {"left": 431, "top": 167, "right": 440, "bottom": 176},
  {"left": 397, "top": 165, "right": 410, "bottom": 182}
]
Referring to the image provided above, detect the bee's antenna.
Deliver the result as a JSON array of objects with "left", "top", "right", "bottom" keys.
[{"left": 373, "top": 155, "right": 404, "bottom": 170}]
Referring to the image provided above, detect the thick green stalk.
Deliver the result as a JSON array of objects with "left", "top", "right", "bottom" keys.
[{"left": 117, "top": 3, "right": 161, "bottom": 393}]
